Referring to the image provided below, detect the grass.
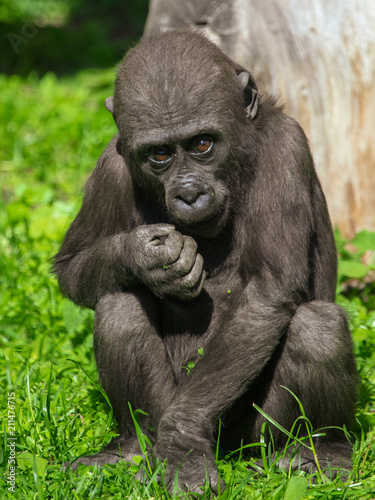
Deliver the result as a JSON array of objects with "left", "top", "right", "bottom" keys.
[{"left": 0, "top": 69, "right": 375, "bottom": 499}]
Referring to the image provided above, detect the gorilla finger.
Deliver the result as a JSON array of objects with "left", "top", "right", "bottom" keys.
[
  {"left": 157, "top": 230, "right": 184, "bottom": 264},
  {"left": 190, "top": 252, "right": 205, "bottom": 279},
  {"left": 171, "top": 236, "right": 198, "bottom": 275},
  {"left": 140, "top": 224, "right": 175, "bottom": 245},
  {"left": 182, "top": 256, "right": 206, "bottom": 297}
]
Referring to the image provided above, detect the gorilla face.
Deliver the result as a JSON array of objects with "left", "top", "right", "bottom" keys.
[{"left": 132, "top": 128, "right": 232, "bottom": 237}]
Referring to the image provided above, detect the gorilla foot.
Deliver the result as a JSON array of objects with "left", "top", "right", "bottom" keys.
[
  {"left": 162, "top": 450, "right": 223, "bottom": 496},
  {"left": 63, "top": 436, "right": 145, "bottom": 471},
  {"left": 255, "top": 442, "right": 352, "bottom": 480}
]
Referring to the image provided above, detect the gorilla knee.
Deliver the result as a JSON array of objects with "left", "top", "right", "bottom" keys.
[
  {"left": 288, "top": 301, "right": 352, "bottom": 364},
  {"left": 94, "top": 290, "right": 158, "bottom": 345},
  {"left": 98, "top": 288, "right": 156, "bottom": 318}
]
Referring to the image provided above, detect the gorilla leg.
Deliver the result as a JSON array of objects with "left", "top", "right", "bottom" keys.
[
  {"left": 68, "top": 290, "right": 177, "bottom": 469},
  {"left": 225, "top": 301, "right": 356, "bottom": 471},
  {"left": 259, "top": 301, "right": 356, "bottom": 438},
  {"left": 94, "top": 290, "right": 177, "bottom": 435}
]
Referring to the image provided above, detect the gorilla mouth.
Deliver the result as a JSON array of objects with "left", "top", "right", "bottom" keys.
[
  {"left": 173, "top": 204, "right": 228, "bottom": 238},
  {"left": 167, "top": 185, "right": 229, "bottom": 234},
  {"left": 193, "top": 206, "right": 226, "bottom": 227}
]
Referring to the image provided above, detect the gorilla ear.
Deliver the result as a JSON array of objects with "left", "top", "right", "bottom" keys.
[
  {"left": 105, "top": 96, "right": 114, "bottom": 114},
  {"left": 237, "top": 71, "right": 258, "bottom": 120}
]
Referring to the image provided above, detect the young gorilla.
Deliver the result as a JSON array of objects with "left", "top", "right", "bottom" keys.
[{"left": 55, "top": 30, "right": 357, "bottom": 493}]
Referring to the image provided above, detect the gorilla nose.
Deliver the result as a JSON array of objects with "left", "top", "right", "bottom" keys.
[
  {"left": 175, "top": 181, "right": 211, "bottom": 209},
  {"left": 179, "top": 185, "right": 203, "bottom": 204}
]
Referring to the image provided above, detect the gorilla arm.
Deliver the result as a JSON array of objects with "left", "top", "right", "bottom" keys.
[{"left": 55, "top": 137, "right": 135, "bottom": 309}]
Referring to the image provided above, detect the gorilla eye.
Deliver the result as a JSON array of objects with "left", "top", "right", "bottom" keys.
[
  {"left": 149, "top": 146, "right": 172, "bottom": 168},
  {"left": 191, "top": 137, "right": 214, "bottom": 156}
]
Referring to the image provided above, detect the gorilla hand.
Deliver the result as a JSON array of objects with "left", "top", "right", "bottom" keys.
[{"left": 126, "top": 224, "right": 205, "bottom": 300}]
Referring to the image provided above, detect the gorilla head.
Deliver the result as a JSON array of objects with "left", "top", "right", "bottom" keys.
[{"left": 105, "top": 30, "right": 258, "bottom": 237}]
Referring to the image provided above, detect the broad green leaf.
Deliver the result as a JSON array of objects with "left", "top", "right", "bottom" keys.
[
  {"left": 338, "top": 260, "right": 368, "bottom": 279},
  {"left": 17, "top": 452, "right": 47, "bottom": 477},
  {"left": 283, "top": 476, "right": 308, "bottom": 499},
  {"left": 351, "top": 230, "right": 375, "bottom": 253}
]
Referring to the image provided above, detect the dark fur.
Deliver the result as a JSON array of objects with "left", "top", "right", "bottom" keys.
[{"left": 55, "top": 30, "right": 357, "bottom": 493}]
